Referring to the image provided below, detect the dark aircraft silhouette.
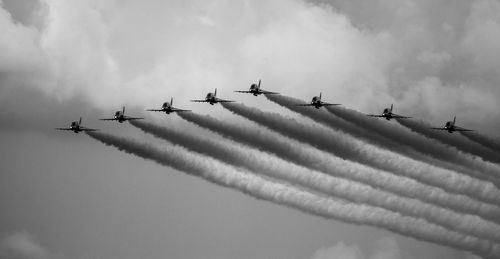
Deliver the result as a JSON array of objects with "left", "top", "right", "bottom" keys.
[
  {"left": 296, "top": 93, "right": 340, "bottom": 109},
  {"left": 367, "top": 104, "right": 411, "bottom": 120},
  {"left": 431, "top": 116, "right": 474, "bottom": 133},
  {"left": 191, "top": 88, "right": 235, "bottom": 105},
  {"left": 100, "top": 106, "right": 144, "bottom": 123},
  {"left": 234, "top": 79, "right": 279, "bottom": 96},
  {"left": 56, "top": 117, "right": 98, "bottom": 133},
  {"left": 147, "top": 98, "right": 191, "bottom": 114}
]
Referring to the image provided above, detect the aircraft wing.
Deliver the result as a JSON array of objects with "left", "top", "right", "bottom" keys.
[
  {"left": 55, "top": 128, "right": 72, "bottom": 131},
  {"left": 261, "top": 90, "right": 279, "bottom": 95},
  {"left": 367, "top": 114, "right": 384, "bottom": 117},
  {"left": 190, "top": 99, "right": 208, "bottom": 102},
  {"left": 124, "top": 116, "right": 144, "bottom": 121},
  {"left": 215, "top": 98, "right": 235, "bottom": 103},
  {"left": 322, "top": 102, "right": 341, "bottom": 106},
  {"left": 454, "top": 126, "right": 474, "bottom": 132},
  {"left": 430, "top": 127, "right": 447, "bottom": 130},
  {"left": 171, "top": 108, "right": 191, "bottom": 112},
  {"left": 80, "top": 127, "right": 98, "bottom": 132},
  {"left": 234, "top": 90, "right": 251, "bottom": 93},
  {"left": 146, "top": 109, "right": 164, "bottom": 112},
  {"left": 99, "top": 118, "right": 117, "bottom": 121},
  {"left": 296, "top": 104, "right": 314, "bottom": 106},
  {"left": 392, "top": 114, "right": 412, "bottom": 119}
]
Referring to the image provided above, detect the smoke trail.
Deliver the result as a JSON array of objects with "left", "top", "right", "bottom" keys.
[
  {"left": 220, "top": 102, "right": 500, "bottom": 206},
  {"left": 324, "top": 104, "right": 500, "bottom": 179},
  {"left": 130, "top": 120, "right": 500, "bottom": 243},
  {"left": 461, "top": 131, "right": 500, "bottom": 154},
  {"left": 177, "top": 112, "right": 500, "bottom": 224},
  {"left": 265, "top": 94, "right": 500, "bottom": 183},
  {"left": 85, "top": 131, "right": 500, "bottom": 258},
  {"left": 397, "top": 118, "right": 500, "bottom": 170},
  {"left": 264, "top": 94, "right": 389, "bottom": 146}
]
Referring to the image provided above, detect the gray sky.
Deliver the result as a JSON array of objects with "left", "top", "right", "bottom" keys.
[{"left": 1, "top": 0, "right": 499, "bottom": 258}]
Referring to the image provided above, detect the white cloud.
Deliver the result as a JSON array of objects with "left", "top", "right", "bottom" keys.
[
  {"left": 309, "top": 237, "right": 400, "bottom": 259},
  {"left": 0, "top": 0, "right": 499, "bottom": 134},
  {"left": 0, "top": 231, "right": 65, "bottom": 259}
]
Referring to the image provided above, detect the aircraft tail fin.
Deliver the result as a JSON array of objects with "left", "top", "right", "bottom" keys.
[
  {"left": 79, "top": 117, "right": 82, "bottom": 125},
  {"left": 258, "top": 79, "right": 261, "bottom": 88},
  {"left": 319, "top": 92, "right": 322, "bottom": 100},
  {"left": 453, "top": 116, "right": 456, "bottom": 125},
  {"left": 123, "top": 106, "right": 125, "bottom": 115},
  {"left": 215, "top": 88, "right": 217, "bottom": 97},
  {"left": 171, "top": 97, "right": 173, "bottom": 105},
  {"left": 390, "top": 104, "right": 393, "bottom": 112}
]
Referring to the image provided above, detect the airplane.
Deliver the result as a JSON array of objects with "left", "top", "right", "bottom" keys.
[
  {"left": 367, "top": 104, "right": 411, "bottom": 120},
  {"left": 296, "top": 92, "right": 340, "bottom": 109},
  {"left": 100, "top": 106, "right": 144, "bottom": 123},
  {"left": 56, "top": 117, "right": 98, "bottom": 133},
  {"left": 146, "top": 98, "right": 191, "bottom": 114},
  {"left": 191, "top": 88, "right": 235, "bottom": 105},
  {"left": 234, "top": 79, "right": 279, "bottom": 96},
  {"left": 431, "top": 116, "right": 474, "bottom": 133}
]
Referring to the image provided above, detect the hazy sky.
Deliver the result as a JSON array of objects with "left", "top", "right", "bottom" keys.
[{"left": 1, "top": 0, "right": 499, "bottom": 258}]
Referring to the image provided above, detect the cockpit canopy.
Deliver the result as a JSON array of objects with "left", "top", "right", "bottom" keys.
[
  {"left": 312, "top": 96, "right": 319, "bottom": 102},
  {"left": 162, "top": 102, "right": 170, "bottom": 108},
  {"left": 115, "top": 111, "right": 121, "bottom": 116},
  {"left": 71, "top": 121, "right": 77, "bottom": 127},
  {"left": 383, "top": 108, "right": 390, "bottom": 114},
  {"left": 445, "top": 121, "right": 452, "bottom": 127},
  {"left": 250, "top": 84, "right": 257, "bottom": 90},
  {"left": 206, "top": 93, "right": 214, "bottom": 99}
]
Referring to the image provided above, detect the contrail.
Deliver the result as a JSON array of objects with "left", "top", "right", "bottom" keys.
[
  {"left": 85, "top": 131, "right": 500, "bottom": 258},
  {"left": 130, "top": 120, "right": 500, "bottom": 243},
  {"left": 461, "top": 131, "right": 500, "bottom": 154},
  {"left": 265, "top": 94, "right": 500, "bottom": 184},
  {"left": 220, "top": 102, "right": 500, "bottom": 206},
  {"left": 177, "top": 112, "right": 500, "bottom": 224},
  {"left": 397, "top": 118, "right": 500, "bottom": 171}
]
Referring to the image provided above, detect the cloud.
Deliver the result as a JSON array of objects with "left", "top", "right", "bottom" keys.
[
  {"left": 310, "top": 237, "right": 400, "bottom": 259},
  {"left": 1, "top": 0, "right": 499, "bottom": 135},
  {"left": 310, "top": 236, "right": 479, "bottom": 259},
  {"left": 311, "top": 242, "right": 364, "bottom": 259},
  {"left": 318, "top": 0, "right": 500, "bottom": 134},
  {"left": 0, "top": 231, "right": 65, "bottom": 259}
]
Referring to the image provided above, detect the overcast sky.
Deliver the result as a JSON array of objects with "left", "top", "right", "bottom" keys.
[{"left": 1, "top": 0, "right": 499, "bottom": 258}]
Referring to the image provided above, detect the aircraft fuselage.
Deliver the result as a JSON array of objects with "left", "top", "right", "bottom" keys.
[
  {"left": 161, "top": 103, "right": 173, "bottom": 114},
  {"left": 249, "top": 84, "right": 261, "bottom": 96},
  {"left": 205, "top": 93, "right": 217, "bottom": 105},
  {"left": 382, "top": 113, "right": 393, "bottom": 120},
  {"left": 114, "top": 112, "right": 126, "bottom": 123},
  {"left": 444, "top": 121, "right": 455, "bottom": 133},
  {"left": 381, "top": 108, "right": 393, "bottom": 120},
  {"left": 310, "top": 97, "right": 323, "bottom": 109},
  {"left": 70, "top": 122, "right": 81, "bottom": 133}
]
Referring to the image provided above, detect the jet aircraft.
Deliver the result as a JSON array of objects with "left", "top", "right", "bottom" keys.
[
  {"left": 146, "top": 98, "right": 191, "bottom": 114},
  {"left": 100, "top": 106, "right": 144, "bottom": 123},
  {"left": 367, "top": 104, "right": 411, "bottom": 120},
  {"left": 234, "top": 80, "right": 279, "bottom": 96},
  {"left": 296, "top": 93, "right": 340, "bottom": 109},
  {"left": 56, "top": 117, "right": 98, "bottom": 133},
  {"left": 191, "top": 88, "right": 235, "bottom": 105},
  {"left": 431, "top": 116, "right": 474, "bottom": 133}
]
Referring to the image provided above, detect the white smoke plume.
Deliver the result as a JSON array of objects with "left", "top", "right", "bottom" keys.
[
  {"left": 265, "top": 93, "right": 500, "bottom": 183},
  {"left": 85, "top": 131, "right": 500, "bottom": 258},
  {"left": 220, "top": 102, "right": 500, "bottom": 205},
  {"left": 177, "top": 111, "right": 500, "bottom": 224},
  {"left": 130, "top": 119, "right": 500, "bottom": 243}
]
